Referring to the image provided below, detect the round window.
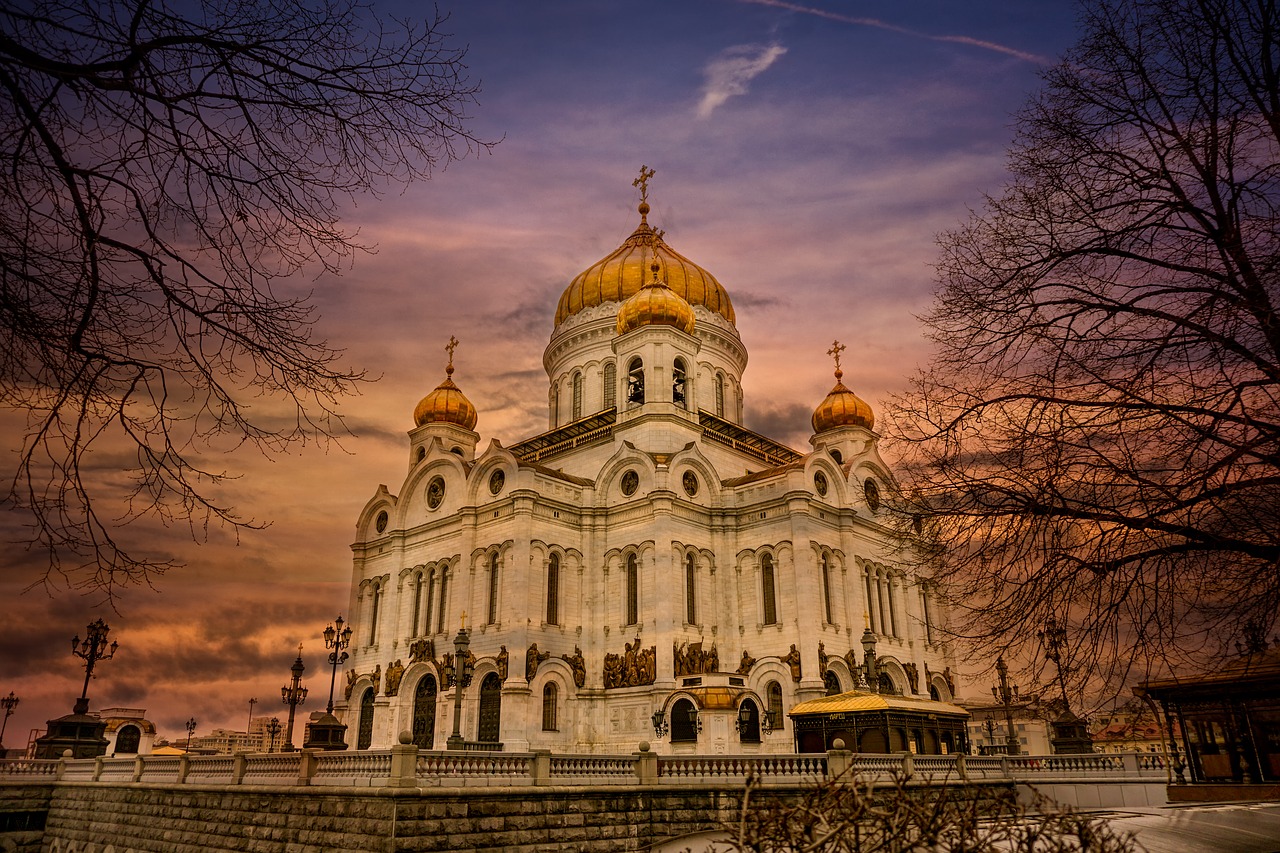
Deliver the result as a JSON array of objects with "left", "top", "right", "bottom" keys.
[
  {"left": 620, "top": 469, "right": 639, "bottom": 497},
  {"left": 864, "top": 478, "right": 881, "bottom": 512},
  {"left": 489, "top": 469, "right": 505, "bottom": 496},
  {"left": 814, "top": 471, "right": 828, "bottom": 497},
  {"left": 682, "top": 471, "right": 699, "bottom": 497},
  {"left": 426, "top": 476, "right": 446, "bottom": 510},
  {"left": 375, "top": 510, "right": 389, "bottom": 533}
]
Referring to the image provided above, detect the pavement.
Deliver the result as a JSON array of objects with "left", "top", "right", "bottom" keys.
[{"left": 1098, "top": 802, "right": 1280, "bottom": 852}]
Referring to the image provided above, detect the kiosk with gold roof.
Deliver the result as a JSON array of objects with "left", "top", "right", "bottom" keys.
[{"left": 339, "top": 168, "right": 960, "bottom": 754}]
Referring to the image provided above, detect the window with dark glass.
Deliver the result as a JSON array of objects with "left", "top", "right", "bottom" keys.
[
  {"left": 546, "top": 553, "right": 560, "bottom": 626},
  {"left": 357, "top": 688, "right": 375, "bottom": 749},
  {"left": 487, "top": 552, "right": 500, "bottom": 625},
  {"left": 411, "top": 573, "right": 423, "bottom": 637},
  {"left": 603, "top": 361, "right": 616, "bottom": 409},
  {"left": 761, "top": 553, "right": 778, "bottom": 625},
  {"left": 715, "top": 373, "right": 725, "bottom": 417},
  {"left": 737, "top": 700, "right": 761, "bottom": 743},
  {"left": 626, "top": 553, "right": 639, "bottom": 625},
  {"left": 436, "top": 572, "right": 448, "bottom": 633},
  {"left": 673, "top": 358, "right": 687, "bottom": 408},
  {"left": 821, "top": 553, "right": 834, "bottom": 624},
  {"left": 423, "top": 569, "right": 435, "bottom": 635},
  {"left": 572, "top": 371, "right": 583, "bottom": 420},
  {"left": 685, "top": 552, "right": 697, "bottom": 624},
  {"left": 368, "top": 583, "right": 381, "bottom": 645},
  {"left": 542, "top": 683, "right": 558, "bottom": 731}
]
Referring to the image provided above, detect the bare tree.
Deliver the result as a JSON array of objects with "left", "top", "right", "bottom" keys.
[
  {"left": 725, "top": 770, "right": 1140, "bottom": 852},
  {"left": 0, "top": 0, "right": 489, "bottom": 596},
  {"left": 887, "top": 0, "right": 1280, "bottom": 684}
]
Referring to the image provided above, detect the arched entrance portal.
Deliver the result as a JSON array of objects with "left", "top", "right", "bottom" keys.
[
  {"left": 413, "top": 675, "right": 437, "bottom": 748},
  {"left": 115, "top": 724, "right": 140, "bottom": 754},
  {"left": 357, "top": 688, "right": 375, "bottom": 749},
  {"left": 477, "top": 673, "right": 502, "bottom": 744}
]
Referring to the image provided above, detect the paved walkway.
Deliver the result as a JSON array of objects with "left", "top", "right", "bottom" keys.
[{"left": 1102, "top": 802, "right": 1280, "bottom": 852}]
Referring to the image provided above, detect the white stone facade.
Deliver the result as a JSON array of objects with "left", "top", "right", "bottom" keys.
[{"left": 337, "top": 204, "right": 957, "bottom": 755}]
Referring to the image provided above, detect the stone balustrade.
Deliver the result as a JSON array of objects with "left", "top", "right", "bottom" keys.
[{"left": 0, "top": 748, "right": 1169, "bottom": 790}]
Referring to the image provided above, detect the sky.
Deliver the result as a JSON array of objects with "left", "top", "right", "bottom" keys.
[{"left": 0, "top": 0, "right": 1082, "bottom": 749}]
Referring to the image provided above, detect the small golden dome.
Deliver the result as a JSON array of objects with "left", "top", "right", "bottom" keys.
[
  {"left": 414, "top": 337, "right": 478, "bottom": 430},
  {"left": 812, "top": 340, "right": 874, "bottom": 432},
  {"left": 616, "top": 261, "right": 697, "bottom": 335},
  {"left": 555, "top": 176, "right": 735, "bottom": 327}
]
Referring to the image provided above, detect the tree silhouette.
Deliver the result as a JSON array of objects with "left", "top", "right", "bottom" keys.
[
  {"left": 0, "top": 0, "right": 489, "bottom": 596},
  {"left": 889, "top": 0, "right": 1280, "bottom": 683}
]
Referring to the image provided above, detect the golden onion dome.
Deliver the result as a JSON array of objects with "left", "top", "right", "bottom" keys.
[
  {"left": 555, "top": 200, "right": 735, "bottom": 327},
  {"left": 413, "top": 338, "right": 478, "bottom": 430},
  {"left": 812, "top": 341, "right": 874, "bottom": 432},
  {"left": 616, "top": 260, "right": 697, "bottom": 335}
]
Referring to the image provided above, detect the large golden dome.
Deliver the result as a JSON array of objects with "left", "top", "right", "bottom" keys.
[
  {"left": 616, "top": 261, "right": 697, "bottom": 335},
  {"left": 555, "top": 202, "right": 735, "bottom": 327},
  {"left": 414, "top": 339, "right": 478, "bottom": 430}
]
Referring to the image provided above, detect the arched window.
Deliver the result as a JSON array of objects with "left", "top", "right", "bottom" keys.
[
  {"left": 821, "top": 553, "right": 834, "bottom": 625},
  {"left": 423, "top": 569, "right": 435, "bottom": 636},
  {"left": 715, "top": 373, "right": 725, "bottom": 417},
  {"left": 551, "top": 385, "right": 559, "bottom": 425},
  {"left": 824, "top": 671, "right": 842, "bottom": 696},
  {"left": 436, "top": 571, "right": 448, "bottom": 633},
  {"left": 487, "top": 552, "right": 500, "bottom": 625},
  {"left": 625, "top": 553, "right": 639, "bottom": 625},
  {"left": 761, "top": 553, "right": 778, "bottom": 625},
  {"left": 542, "top": 683, "right": 558, "bottom": 731},
  {"left": 115, "top": 724, "right": 141, "bottom": 754},
  {"left": 368, "top": 582, "right": 381, "bottom": 645},
  {"left": 865, "top": 570, "right": 880, "bottom": 635},
  {"left": 411, "top": 572, "right": 423, "bottom": 637},
  {"left": 886, "top": 575, "right": 899, "bottom": 638},
  {"left": 767, "top": 681, "right": 784, "bottom": 731},
  {"left": 627, "top": 358, "right": 645, "bottom": 405},
  {"left": 546, "top": 553, "right": 560, "bottom": 626},
  {"left": 412, "top": 675, "right": 437, "bottom": 748},
  {"left": 603, "top": 361, "right": 617, "bottom": 409},
  {"left": 685, "top": 552, "right": 697, "bottom": 625},
  {"left": 737, "top": 700, "right": 761, "bottom": 743},
  {"left": 357, "top": 688, "right": 375, "bottom": 749},
  {"left": 572, "top": 371, "right": 583, "bottom": 420},
  {"left": 878, "top": 671, "right": 898, "bottom": 695},
  {"left": 671, "top": 698, "right": 699, "bottom": 743},
  {"left": 672, "top": 358, "right": 687, "bottom": 408},
  {"left": 478, "top": 673, "right": 502, "bottom": 743}
]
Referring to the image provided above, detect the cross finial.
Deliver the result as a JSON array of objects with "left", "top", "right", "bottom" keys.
[
  {"left": 460, "top": 611, "right": 467, "bottom": 630},
  {"left": 445, "top": 335, "right": 459, "bottom": 376},
  {"left": 633, "top": 165, "right": 656, "bottom": 203},
  {"left": 827, "top": 340, "right": 846, "bottom": 381}
]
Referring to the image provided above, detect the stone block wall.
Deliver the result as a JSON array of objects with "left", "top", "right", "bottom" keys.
[{"left": 29, "top": 783, "right": 743, "bottom": 853}]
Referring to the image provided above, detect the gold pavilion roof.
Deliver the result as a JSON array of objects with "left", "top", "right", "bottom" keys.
[
  {"left": 789, "top": 690, "right": 969, "bottom": 718},
  {"left": 555, "top": 201, "right": 735, "bottom": 327}
]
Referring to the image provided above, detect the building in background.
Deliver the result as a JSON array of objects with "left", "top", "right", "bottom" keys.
[
  {"left": 337, "top": 174, "right": 959, "bottom": 753},
  {"left": 100, "top": 708, "right": 156, "bottom": 757}
]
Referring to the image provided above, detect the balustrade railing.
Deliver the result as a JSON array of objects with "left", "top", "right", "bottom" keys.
[{"left": 0, "top": 749, "right": 1172, "bottom": 789}]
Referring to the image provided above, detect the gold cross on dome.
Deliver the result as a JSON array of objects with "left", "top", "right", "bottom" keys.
[
  {"left": 633, "top": 165, "right": 656, "bottom": 203},
  {"left": 445, "top": 335, "right": 459, "bottom": 369},
  {"left": 460, "top": 611, "right": 467, "bottom": 630},
  {"left": 827, "top": 340, "right": 846, "bottom": 374}
]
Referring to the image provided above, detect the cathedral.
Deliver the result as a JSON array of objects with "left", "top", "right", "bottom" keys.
[{"left": 336, "top": 171, "right": 959, "bottom": 754}]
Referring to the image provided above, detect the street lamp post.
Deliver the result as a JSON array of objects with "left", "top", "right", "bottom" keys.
[
  {"left": 184, "top": 718, "right": 197, "bottom": 753},
  {"left": 323, "top": 617, "right": 353, "bottom": 714},
  {"left": 447, "top": 621, "right": 472, "bottom": 750},
  {"left": 265, "top": 718, "right": 282, "bottom": 753},
  {"left": 247, "top": 697, "right": 257, "bottom": 733},
  {"left": 71, "top": 619, "right": 118, "bottom": 715},
  {"left": 280, "top": 646, "right": 308, "bottom": 753},
  {"left": 992, "top": 656, "right": 1020, "bottom": 755},
  {"left": 861, "top": 627, "right": 879, "bottom": 693},
  {"left": 0, "top": 692, "right": 18, "bottom": 750}
]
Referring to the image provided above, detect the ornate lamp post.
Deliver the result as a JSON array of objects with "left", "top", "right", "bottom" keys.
[
  {"left": 184, "top": 717, "right": 197, "bottom": 753},
  {"left": 992, "top": 656, "right": 1020, "bottom": 755},
  {"left": 0, "top": 692, "right": 18, "bottom": 750},
  {"left": 71, "top": 619, "right": 118, "bottom": 715},
  {"left": 1038, "top": 619, "right": 1094, "bottom": 754},
  {"left": 861, "top": 627, "right": 880, "bottom": 693},
  {"left": 280, "top": 646, "right": 308, "bottom": 752},
  {"left": 265, "top": 718, "right": 282, "bottom": 753},
  {"left": 323, "top": 617, "right": 353, "bottom": 714},
  {"left": 447, "top": 621, "right": 473, "bottom": 750}
]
